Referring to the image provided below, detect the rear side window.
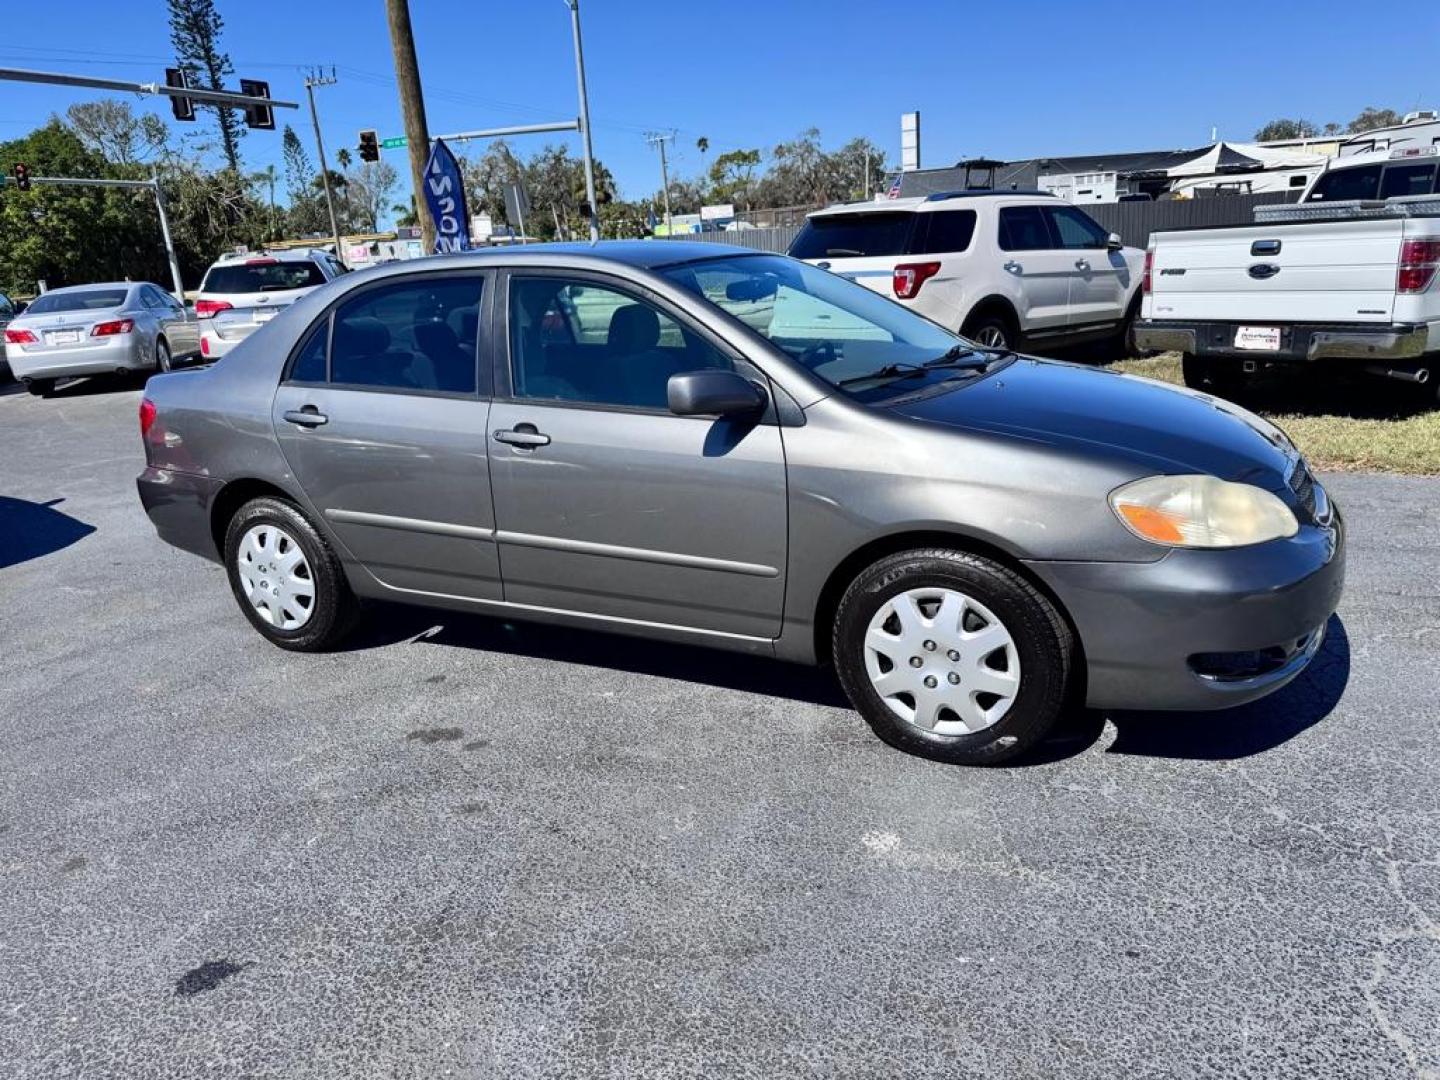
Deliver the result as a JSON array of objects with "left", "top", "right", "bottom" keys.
[
  {"left": 1046, "top": 206, "right": 1109, "bottom": 249},
  {"left": 203, "top": 261, "right": 328, "bottom": 294},
  {"left": 328, "top": 278, "right": 482, "bottom": 394},
  {"left": 997, "top": 206, "right": 1053, "bottom": 251},
  {"left": 1307, "top": 164, "right": 1382, "bottom": 202},
  {"left": 1379, "top": 163, "right": 1437, "bottom": 199},
  {"left": 789, "top": 212, "right": 917, "bottom": 259},
  {"left": 914, "top": 210, "right": 977, "bottom": 254}
]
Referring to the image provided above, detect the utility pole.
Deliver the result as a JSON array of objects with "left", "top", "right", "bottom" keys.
[
  {"left": 563, "top": 0, "right": 599, "bottom": 243},
  {"left": 304, "top": 68, "right": 344, "bottom": 262},
  {"left": 646, "top": 131, "right": 674, "bottom": 235},
  {"left": 385, "top": 0, "right": 434, "bottom": 252}
]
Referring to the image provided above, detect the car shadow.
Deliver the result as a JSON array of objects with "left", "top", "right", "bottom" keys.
[
  {"left": 350, "top": 601, "right": 850, "bottom": 709},
  {"left": 0, "top": 496, "right": 96, "bottom": 569},
  {"left": 351, "top": 603, "right": 1349, "bottom": 763},
  {"left": 42, "top": 372, "right": 151, "bottom": 398}
]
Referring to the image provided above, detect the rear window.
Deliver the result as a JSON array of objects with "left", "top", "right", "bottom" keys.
[
  {"left": 1307, "top": 164, "right": 1381, "bottom": 202},
  {"left": 203, "top": 261, "right": 328, "bottom": 294},
  {"left": 915, "top": 210, "right": 978, "bottom": 254},
  {"left": 789, "top": 212, "right": 917, "bottom": 259},
  {"left": 1379, "top": 163, "right": 1438, "bottom": 199},
  {"left": 25, "top": 289, "right": 129, "bottom": 313}
]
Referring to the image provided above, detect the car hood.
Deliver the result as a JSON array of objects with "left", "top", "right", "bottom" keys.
[{"left": 888, "top": 357, "right": 1299, "bottom": 486}]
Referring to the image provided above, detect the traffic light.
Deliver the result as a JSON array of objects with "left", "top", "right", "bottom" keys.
[
  {"left": 358, "top": 130, "right": 380, "bottom": 163},
  {"left": 239, "top": 79, "right": 274, "bottom": 130},
  {"left": 12, "top": 163, "right": 30, "bottom": 192},
  {"left": 165, "top": 67, "right": 195, "bottom": 122}
]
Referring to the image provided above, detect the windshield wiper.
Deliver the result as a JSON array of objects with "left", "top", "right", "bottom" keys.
[
  {"left": 824, "top": 247, "right": 863, "bottom": 256},
  {"left": 837, "top": 362, "right": 928, "bottom": 388},
  {"left": 923, "top": 343, "right": 997, "bottom": 368}
]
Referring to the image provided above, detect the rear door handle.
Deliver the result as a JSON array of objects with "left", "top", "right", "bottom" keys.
[
  {"left": 494, "top": 426, "right": 551, "bottom": 448},
  {"left": 283, "top": 407, "right": 328, "bottom": 427},
  {"left": 1003, "top": 261, "right": 1020, "bottom": 273},
  {"left": 1075, "top": 258, "right": 1090, "bottom": 270}
]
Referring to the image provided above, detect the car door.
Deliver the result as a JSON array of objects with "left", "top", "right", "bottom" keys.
[
  {"left": 995, "top": 205, "right": 1072, "bottom": 333},
  {"left": 142, "top": 286, "right": 188, "bottom": 356},
  {"left": 159, "top": 287, "right": 201, "bottom": 355},
  {"left": 271, "top": 272, "right": 502, "bottom": 601},
  {"left": 486, "top": 270, "right": 788, "bottom": 641},
  {"left": 1045, "top": 205, "right": 1128, "bottom": 330}
]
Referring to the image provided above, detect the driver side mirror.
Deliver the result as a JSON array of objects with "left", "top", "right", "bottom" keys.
[
  {"left": 1105, "top": 233, "right": 1124, "bottom": 251},
  {"left": 667, "top": 370, "right": 767, "bottom": 417}
]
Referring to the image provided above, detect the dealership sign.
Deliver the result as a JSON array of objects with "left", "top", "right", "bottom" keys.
[{"left": 423, "top": 139, "right": 469, "bottom": 254}]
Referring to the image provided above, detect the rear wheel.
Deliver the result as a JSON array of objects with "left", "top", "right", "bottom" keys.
[
  {"left": 223, "top": 496, "right": 359, "bottom": 651},
  {"left": 963, "top": 311, "right": 1016, "bottom": 351},
  {"left": 832, "top": 548, "right": 1073, "bottom": 765},
  {"left": 155, "top": 337, "right": 171, "bottom": 373},
  {"left": 1182, "top": 353, "right": 1246, "bottom": 399},
  {"left": 25, "top": 378, "right": 55, "bottom": 397}
]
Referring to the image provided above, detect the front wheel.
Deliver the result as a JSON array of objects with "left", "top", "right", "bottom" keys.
[
  {"left": 26, "top": 378, "right": 55, "bottom": 397},
  {"left": 223, "top": 496, "right": 359, "bottom": 651},
  {"left": 832, "top": 549, "right": 1074, "bottom": 765}
]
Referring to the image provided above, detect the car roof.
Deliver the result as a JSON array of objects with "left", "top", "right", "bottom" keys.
[
  {"left": 808, "top": 191, "right": 1057, "bottom": 217},
  {"left": 1320, "top": 146, "right": 1440, "bottom": 171},
  {"left": 212, "top": 248, "right": 332, "bottom": 264},
  {"left": 36, "top": 281, "right": 138, "bottom": 296},
  {"left": 334, "top": 240, "right": 768, "bottom": 279}
]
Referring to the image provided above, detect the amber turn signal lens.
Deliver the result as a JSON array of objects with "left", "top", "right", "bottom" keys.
[{"left": 1116, "top": 503, "right": 1185, "bottom": 544}]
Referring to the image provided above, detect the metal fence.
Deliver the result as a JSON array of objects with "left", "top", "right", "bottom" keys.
[{"left": 660, "top": 193, "right": 1302, "bottom": 255}]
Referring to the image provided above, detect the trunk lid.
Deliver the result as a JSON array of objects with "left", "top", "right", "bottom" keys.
[{"left": 1148, "top": 218, "right": 1406, "bottom": 324}]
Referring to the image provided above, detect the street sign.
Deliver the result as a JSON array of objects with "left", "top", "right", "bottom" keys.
[{"left": 381, "top": 136, "right": 407, "bottom": 150}]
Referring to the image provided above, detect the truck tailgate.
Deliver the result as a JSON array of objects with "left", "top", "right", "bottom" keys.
[{"left": 1148, "top": 219, "right": 1404, "bottom": 324}]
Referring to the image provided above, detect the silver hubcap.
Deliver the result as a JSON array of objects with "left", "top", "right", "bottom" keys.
[
  {"left": 157, "top": 342, "right": 169, "bottom": 370},
  {"left": 863, "top": 587, "right": 1021, "bottom": 735},
  {"left": 236, "top": 524, "right": 315, "bottom": 630},
  {"left": 975, "top": 325, "right": 1007, "bottom": 348}
]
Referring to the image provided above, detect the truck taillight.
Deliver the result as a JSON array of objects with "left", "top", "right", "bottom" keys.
[
  {"left": 1397, "top": 240, "right": 1440, "bottom": 294},
  {"left": 1142, "top": 246, "right": 1155, "bottom": 293},
  {"left": 893, "top": 261, "right": 941, "bottom": 299}
]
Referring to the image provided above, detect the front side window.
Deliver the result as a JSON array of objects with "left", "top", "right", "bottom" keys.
[
  {"left": 290, "top": 322, "right": 328, "bottom": 382},
  {"left": 324, "top": 277, "right": 482, "bottom": 393},
  {"left": 997, "top": 206, "right": 1054, "bottom": 251},
  {"left": 1046, "top": 206, "right": 1109, "bottom": 249},
  {"left": 788, "top": 212, "right": 918, "bottom": 259},
  {"left": 1307, "top": 164, "right": 1381, "bottom": 202},
  {"left": 509, "top": 277, "right": 730, "bottom": 410},
  {"left": 665, "top": 254, "right": 996, "bottom": 404}
]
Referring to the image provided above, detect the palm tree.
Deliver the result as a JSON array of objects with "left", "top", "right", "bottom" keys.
[{"left": 251, "top": 164, "right": 279, "bottom": 240}]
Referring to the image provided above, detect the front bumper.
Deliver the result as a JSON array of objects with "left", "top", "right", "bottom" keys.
[
  {"left": 7, "top": 334, "right": 150, "bottom": 380},
  {"left": 1135, "top": 319, "right": 1429, "bottom": 363},
  {"left": 1027, "top": 506, "right": 1345, "bottom": 712}
]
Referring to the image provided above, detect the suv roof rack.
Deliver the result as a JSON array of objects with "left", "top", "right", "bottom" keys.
[{"left": 923, "top": 189, "right": 1055, "bottom": 202}]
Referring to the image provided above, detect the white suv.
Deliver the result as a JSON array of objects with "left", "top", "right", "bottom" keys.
[
  {"left": 195, "top": 249, "right": 346, "bottom": 360},
  {"left": 789, "top": 191, "right": 1146, "bottom": 353}
]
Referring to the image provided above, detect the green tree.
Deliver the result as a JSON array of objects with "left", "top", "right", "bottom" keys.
[
  {"left": 1253, "top": 118, "right": 1318, "bottom": 142},
  {"left": 167, "top": 0, "right": 244, "bottom": 173},
  {"left": 1347, "top": 107, "right": 1403, "bottom": 133},
  {"left": 707, "top": 148, "right": 761, "bottom": 210}
]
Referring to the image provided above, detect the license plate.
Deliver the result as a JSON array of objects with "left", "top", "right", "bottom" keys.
[
  {"left": 1235, "top": 326, "right": 1281, "bottom": 351},
  {"left": 253, "top": 310, "right": 277, "bottom": 323},
  {"left": 48, "top": 330, "right": 82, "bottom": 345}
]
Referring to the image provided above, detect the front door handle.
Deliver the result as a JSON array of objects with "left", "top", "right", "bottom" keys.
[
  {"left": 494, "top": 425, "right": 551, "bottom": 448},
  {"left": 283, "top": 407, "right": 328, "bottom": 427}
]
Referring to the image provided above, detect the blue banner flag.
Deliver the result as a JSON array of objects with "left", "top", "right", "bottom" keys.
[{"left": 423, "top": 139, "right": 469, "bottom": 254}]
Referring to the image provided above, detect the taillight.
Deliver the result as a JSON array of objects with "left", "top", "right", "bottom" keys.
[
  {"left": 195, "top": 298, "right": 233, "bottom": 319},
  {"left": 1397, "top": 239, "right": 1440, "bottom": 294},
  {"left": 139, "top": 397, "right": 157, "bottom": 438},
  {"left": 893, "top": 261, "right": 942, "bottom": 299},
  {"left": 200, "top": 335, "right": 211, "bottom": 356},
  {"left": 4, "top": 328, "right": 37, "bottom": 344},
  {"left": 1142, "top": 245, "right": 1155, "bottom": 293},
  {"left": 91, "top": 319, "right": 134, "bottom": 337}
]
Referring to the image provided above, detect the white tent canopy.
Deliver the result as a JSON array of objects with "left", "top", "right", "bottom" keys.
[{"left": 1166, "top": 141, "right": 1327, "bottom": 177}]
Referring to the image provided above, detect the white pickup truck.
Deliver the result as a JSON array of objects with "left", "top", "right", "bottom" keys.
[{"left": 1135, "top": 147, "right": 1440, "bottom": 400}]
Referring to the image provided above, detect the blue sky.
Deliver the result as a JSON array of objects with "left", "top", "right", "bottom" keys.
[{"left": 3, "top": 0, "right": 1436, "bottom": 204}]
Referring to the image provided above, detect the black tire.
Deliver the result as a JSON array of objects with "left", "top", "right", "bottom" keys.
[
  {"left": 222, "top": 496, "right": 359, "bottom": 651},
  {"left": 155, "top": 337, "right": 171, "bottom": 373},
  {"left": 1181, "top": 352, "right": 1245, "bottom": 399},
  {"left": 832, "top": 548, "right": 1073, "bottom": 766},
  {"left": 962, "top": 310, "right": 1017, "bottom": 352},
  {"left": 26, "top": 378, "right": 55, "bottom": 397}
]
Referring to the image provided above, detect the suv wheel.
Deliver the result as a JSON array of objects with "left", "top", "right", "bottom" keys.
[
  {"left": 963, "top": 313, "right": 1014, "bottom": 351},
  {"left": 223, "top": 496, "right": 359, "bottom": 651},
  {"left": 832, "top": 549, "right": 1073, "bottom": 765}
]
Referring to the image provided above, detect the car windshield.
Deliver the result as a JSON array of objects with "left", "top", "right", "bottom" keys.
[
  {"left": 788, "top": 212, "right": 917, "bottom": 259},
  {"left": 663, "top": 254, "right": 996, "bottom": 402},
  {"left": 25, "top": 288, "right": 129, "bottom": 313},
  {"left": 203, "top": 261, "right": 327, "bottom": 294}
]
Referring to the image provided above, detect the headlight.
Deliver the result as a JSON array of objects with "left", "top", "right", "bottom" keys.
[{"left": 1110, "top": 475, "right": 1298, "bottom": 548}]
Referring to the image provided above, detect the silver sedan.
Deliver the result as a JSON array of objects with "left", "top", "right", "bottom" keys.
[{"left": 3, "top": 281, "right": 201, "bottom": 396}]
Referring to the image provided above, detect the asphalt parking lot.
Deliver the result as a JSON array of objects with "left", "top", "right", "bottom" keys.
[{"left": 2, "top": 374, "right": 1438, "bottom": 1079}]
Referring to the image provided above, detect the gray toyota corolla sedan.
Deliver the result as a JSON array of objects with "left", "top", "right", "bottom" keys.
[{"left": 136, "top": 242, "right": 1344, "bottom": 765}]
